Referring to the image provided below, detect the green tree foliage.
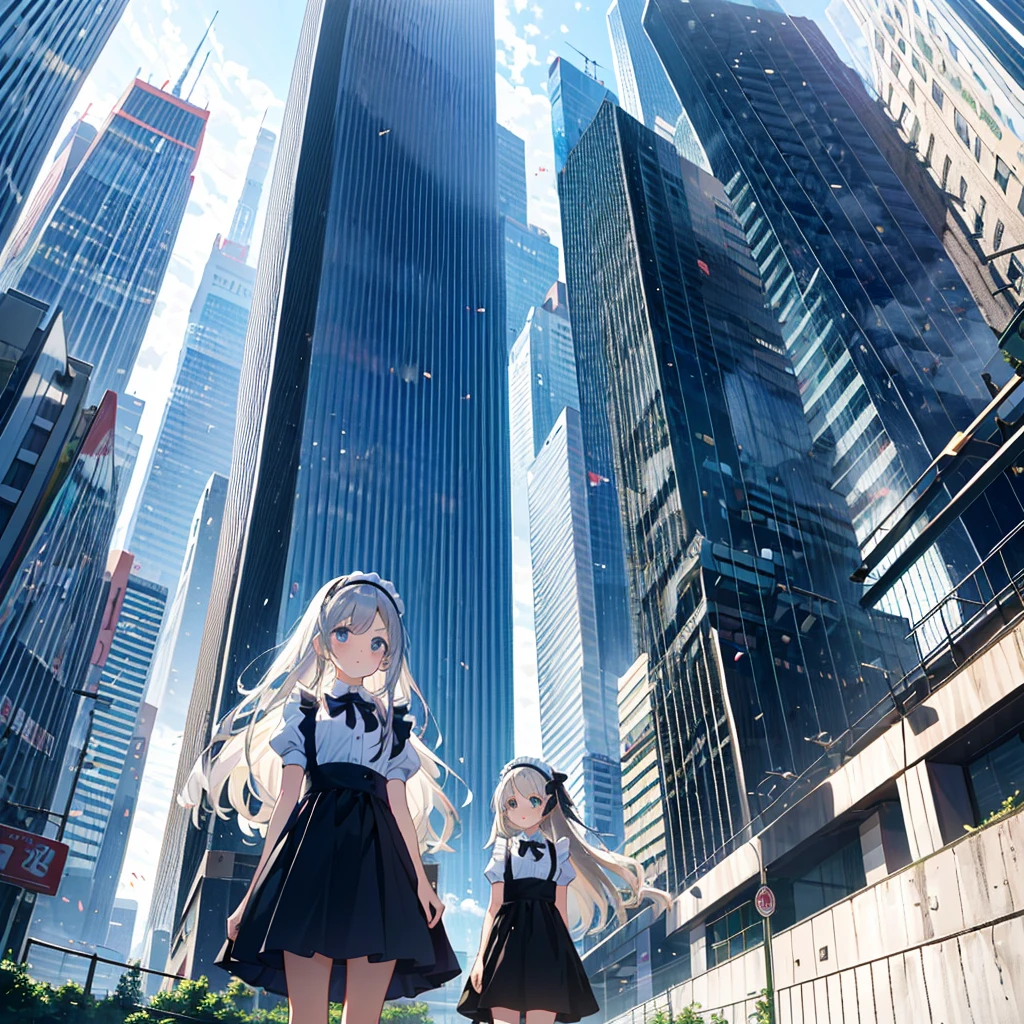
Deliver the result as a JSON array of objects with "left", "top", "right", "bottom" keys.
[
  {"left": 749, "top": 988, "right": 771, "bottom": 1024},
  {"left": 0, "top": 959, "right": 437, "bottom": 1024}
]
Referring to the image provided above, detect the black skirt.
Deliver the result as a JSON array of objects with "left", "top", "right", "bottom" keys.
[
  {"left": 457, "top": 877, "right": 598, "bottom": 1023},
  {"left": 215, "top": 760, "right": 461, "bottom": 1002}
]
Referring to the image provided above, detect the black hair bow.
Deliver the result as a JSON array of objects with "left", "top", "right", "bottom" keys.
[
  {"left": 324, "top": 692, "right": 380, "bottom": 732},
  {"left": 543, "top": 770, "right": 585, "bottom": 825}
]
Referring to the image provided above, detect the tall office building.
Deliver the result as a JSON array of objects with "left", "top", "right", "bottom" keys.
[
  {"left": 0, "top": 1, "right": 130, "bottom": 252},
  {"left": 168, "top": 0, "right": 511, "bottom": 984},
  {"left": 508, "top": 284, "right": 578, "bottom": 751},
  {"left": 0, "top": 291, "right": 92, "bottom": 593},
  {"left": 142, "top": 473, "right": 227, "bottom": 967},
  {"left": 56, "top": 571, "right": 166, "bottom": 944},
  {"left": 0, "top": 390, "right": 118, "bottom": 934},
  {"left": 497, "top": 124, "right": 559, "bottom": 350},
  {"left": 643, "top": 0, "right": 1024, "bottom": 638},
  {"left": 606, "top": 0, "right": 682, "bottom": 130},
  {"left": 496, "top": 124, "right": 528, "bottom": 223},
  {"left": 504, "top": 220, "right": 560, "bottom": 351},
  {"left": 0, "top": 119, "right": 97, "bottom": 288},
  {"left": 838, "top": 0, "right": 1024, "bottom": 330},
  {"left": 549, "top": 56, "right": 619, "bottom": 173},
  {"left": 561, "top": 102, "right": 914, "bottom": 887},
  {"left": 8, "top": 79, "right": 208, "bottom": 400},
  {"left": 127, "top": 128, "right": 275, "bottom": 589},
  {"left": 115, "top": 394, "right": 145, "bottom": 516},
  {"left": 942, "top": 0, "right": 1024, "bottom": 93},
  {"left": 616, "top": 654, "right": 667, "bottom": 884},
  {"left": 529, "top": 407, "right": 622, "bottom": 841}
]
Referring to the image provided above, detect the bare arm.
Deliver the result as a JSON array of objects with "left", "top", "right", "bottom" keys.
[
  {"left": 388, "top": 778, "right": 445, "bottom": 926},
  {"left": 226, "top": 764, "right": 303, "bottom": 937},
  {"left": 469, "top": 881, "right": 503, "bottom": 991}
]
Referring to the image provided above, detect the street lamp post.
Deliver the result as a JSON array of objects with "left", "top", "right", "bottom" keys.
[{"left": 754, "top": 838, "right": 777, "bottom": 1024}]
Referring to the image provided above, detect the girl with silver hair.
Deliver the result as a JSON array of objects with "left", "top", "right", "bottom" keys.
[
  {"left": 458, "top": 757, "right": 669, "bottom": 1024},
  {"left": 180, "top": 572, "right": 462, "bottom": 1024}
]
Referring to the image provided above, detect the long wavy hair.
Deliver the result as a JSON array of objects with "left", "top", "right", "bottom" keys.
[
  {"left": 487, "top": 762, "right": 670, "bottom": 938},
  {"left": 180, "top": 573, "right": 463, "bottom": 853}
]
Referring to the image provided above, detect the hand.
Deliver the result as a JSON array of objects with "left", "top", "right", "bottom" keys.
[
  {"left": 226, "top": 899, "right": 248, "bottom": 942},
  {"left": 417, "top": 876, "right": 445, "bottom": 928},
  {"left": 469, "top": 957, "right": 485, "bottom": 993}
]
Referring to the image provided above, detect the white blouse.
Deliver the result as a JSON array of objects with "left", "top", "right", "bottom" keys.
[
  {"left": 269, "top": 687, "right": 421, "bottom": 782},
  {"left": 484, "top": 834, "right": 576, "bottom": 886}
]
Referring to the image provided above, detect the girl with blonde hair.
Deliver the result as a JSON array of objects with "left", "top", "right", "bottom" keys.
[
  {"left": 458, "top": 757, "right": 669, "bottom": 1024},
  {"left": 181, "top": 572, "right": 461, "bottom": 1024}
]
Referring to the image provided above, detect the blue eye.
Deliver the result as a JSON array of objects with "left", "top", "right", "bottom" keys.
[
  {"left": 508, "top": 798, "right": 518, "bottom": 809},
  {"left": 333, "top": 628, "right": 350, "bottom": 643},
  {"left": 529, "top": 796, "right": 542, "bottom": 808},
  {"left": 371, "top": 637, "right": 388, "bottom": 653}
]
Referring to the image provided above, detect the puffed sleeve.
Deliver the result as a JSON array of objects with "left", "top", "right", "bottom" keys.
[
  {"left": 385, "top": 709, "right": 421, "bottom": 781},
  {"left": 269, "top": 697, "right": 307, "bottom": 769},
  {"left": 484, "top": 837, "right": 508, "bottom": 884},
  {"left": 554, "top": 836, "right": 575, "bottom": 886}
]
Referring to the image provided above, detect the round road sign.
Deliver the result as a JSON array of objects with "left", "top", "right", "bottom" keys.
[{"left": 754, "top": 884, "right": 776, "bottom": 918}]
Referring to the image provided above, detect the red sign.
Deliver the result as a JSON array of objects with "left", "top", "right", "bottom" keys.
[
  {"left": 0, "top": 825, "right": 69, "bottom": 896},
  {"left": 755, "top": 884, "right": 776, "bottom": 918}
]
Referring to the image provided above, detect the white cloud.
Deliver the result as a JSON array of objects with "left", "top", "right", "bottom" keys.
[
  {"left": 560, "top": 23, "right": 570, "bottom": 33},
  {"left": 524, "top": 23, "right": 542, "bottom": 37},
  {"left": 496, "top": 0, "right": 541, "bottom": 84}
]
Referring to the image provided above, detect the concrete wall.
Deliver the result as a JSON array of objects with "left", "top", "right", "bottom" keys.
[{"left": 609, "top": 805, "right": 1024, "bottom": 1023}]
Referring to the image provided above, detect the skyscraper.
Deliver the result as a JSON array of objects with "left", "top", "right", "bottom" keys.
[
  {"left": 508, "top": 283, "right": 578, "bottom": 751},
  {"left": 56, "top": 571, "right": 165, "bottom": 945},
  {"left": 127, "top": 128, "right": 275, "bottom": 589},
  {"left": 837, "top": 0, "right": 1024, "bottom": 330},
  {"left": 529, "top": 407, "right": 622, "bottom": 840},
  {"left": 0, "top": 390, "right": 118, "bottom": 936},
  {"left": 0, "top": 119, "right": 97, "bottom": 289},
  {"left": 114, "top": 394, "right": 145, "bottom": 517},
  {"left": 141, "top": 473, "right": 227, "bottom": 968},
  {"left": 0, "top": 1, "right": 130, "bottom": 252},
  {"left": 606, "top": 0, "right": 682, "bottom": 130},
  {"left": 496, "top": 124, "right": 528, "bottom": 223},
  {"left": 643, "top": 0, "right": 1024, "bottom": 637},
  {"left": 8, "top": 79, "right": 209, "bottom": 400},
  {"left": 170, "top": 0, "right": 511, "bottom": 983},
  {"left": 496, "top": 124, "right": 559, "bottom": 350},
  {"left": 942, "top": 0, "right": 1024, "bottom": 93},
  {"left": 504, "top": 220, "right": 560, "bottom": 351},
  {"left": 0, "top": 291, "right": 92, "bottom": 592},
  {"left": 560, "top": 101, "right": 913, "bottom": 887},
  {"left": 549, "top": 56, "right": 619, "bottom": 173}
]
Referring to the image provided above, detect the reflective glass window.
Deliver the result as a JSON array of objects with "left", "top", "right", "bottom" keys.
[
  {"left": 995, "top": 157, "right": 1011, "bottom": 193},
  {"left": 931, "top": 82, "right": 944, "bottom": 108},
  {"left": 974, "top": 135, "right": 982, "bottom": 162},
  {"left": 959, "top": 175, "right": 968, "bottom": 200},
  {"left": 954, "top": 109, "right": 970, "bottom": 145},
  {"left": 994, "top": 221, "right": 1005, "bottom": 250},
  {"left": 911, "top": 54, "right": 926, "bottom": 79},
  {"left": 968, "top": 732, "right": 1024, "bottom": 825}
]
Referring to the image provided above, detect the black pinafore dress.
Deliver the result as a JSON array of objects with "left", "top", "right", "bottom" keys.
[
  {"left": 215, "top": 703, "right": 461, "bottom": 1001},
  {"left": 457, "top": 839, "right": 598, "bottom": 1022}
]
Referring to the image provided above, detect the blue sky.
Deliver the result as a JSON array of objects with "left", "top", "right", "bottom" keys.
[{"left": 38, "top": 0, "right": 851, "bottom": 951}]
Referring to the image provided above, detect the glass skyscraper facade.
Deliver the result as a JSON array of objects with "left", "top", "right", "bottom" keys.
[
  {"left": 643, "top": 0, "right": 1024, "bottom": 639},
  {"left": 143, "top": 473, "right": 227, "bottom": 958},
  {"left": 127, "top": 128, "right": 275, "bottom": 589},
  {"left": 0, "top": 1, "right": 130, "bottom": 252},
  {"left": 9, "top": 80, "right": 208, "bottom": 401},
  {"left": 529, "top": 406, "right": 623, "bottom": 841},
  {"left": 60, "top": 573, "right": 166, "bottom": 935},
  {"left": 549, "top": 56, "right": 619, "bottom": 173},
  {"left": 173, "top": 0, "right": 511, "bottom": 983},
  {"left": 943, "top": 0, "right": 1024, "bottom": 93},
  {"left": 496, "top": 123, "right": 528, "bottom": 224},
  {"left": 606, "top": 0, "right": 682, "bottom": 130},
  {"left": 0, "top": 389, "right": 117, "bottom": 827},
  {"left": 560, "top": 102, "right": 914, "bottom": 887},
  {"left": 503, "top": 219, "right": 560, "bottom": 352}
]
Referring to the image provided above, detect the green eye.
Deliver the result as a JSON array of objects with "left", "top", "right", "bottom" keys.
[
  {"left": 529, "top": 796, "right": 542, "bottom": 808},
  {"left": 508, "top": 798, "right": 518, "bottom": 809}
]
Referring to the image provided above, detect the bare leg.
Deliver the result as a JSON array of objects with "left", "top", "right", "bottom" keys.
[
  {"left": 491, "top": 1010, "right": 521, "bottom": 1024},
  {"left": 284, "top": 950, "right": 333, "bottom": 1024},
  {"left": 342, "top": 956, "right": 396, "bottom": 1024},
  {"left": 526, "top": 1012, "right": 557, "bottom": 1024}
]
